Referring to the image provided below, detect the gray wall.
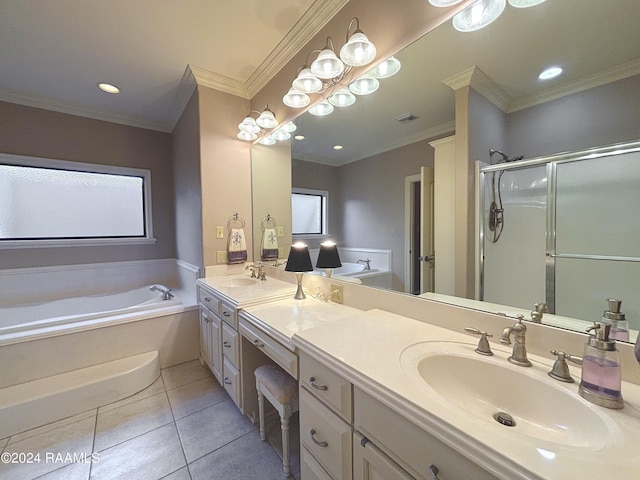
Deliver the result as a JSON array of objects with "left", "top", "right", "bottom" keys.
[
  {"left": 172, "top": 91, "right": 203, "bottom": 272},
  {"left": 0, "top": 101, "right": 176, "bottom": 269}
]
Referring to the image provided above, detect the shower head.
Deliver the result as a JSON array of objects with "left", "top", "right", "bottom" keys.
[{"left": 490, "top": 148, "right": 524, "bottom": 163}]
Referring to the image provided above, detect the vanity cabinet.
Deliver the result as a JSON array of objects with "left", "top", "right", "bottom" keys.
[
  {"left": 353, "top": 432, "right": 413, "bottom": 480},
  {"left": 198, "top": 300, "right": 222, "bottom": 383}
]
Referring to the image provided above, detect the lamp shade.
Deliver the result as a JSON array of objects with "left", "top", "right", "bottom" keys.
[
  {"left": 453, "top": 0, "right": 506, "bottom": 32},
  {"left": 311, "top": 49, "right": 345, "bottom": 80},
  {"left": 328, "top": 87, "right": 356, "bottom": 107},
  {"left": 285, "top": 243, "right": 313, "bottom": 272},
  {"left": 256, "top": 107, "right": 278, "bottom": 129},
  {"left": 369, "top": 56, "right": 401, "bottom": 79},
  {"left": 316, "top": 242, "right": 342, "bottom": 269},
  {"left": 309, "top": 99, "right": 334, "bottom": 116},
  {"left": 283, "top": 87, "right": 311, "bottom": 108},
  {"left": 348, "top": 75, "right": 379, "bottom": 96},
  {"left": 293, "top": 68, "right": 323, "bottom": 93},
  {"left": 340, "top": 31, "right": 376, "bottom": 67}
]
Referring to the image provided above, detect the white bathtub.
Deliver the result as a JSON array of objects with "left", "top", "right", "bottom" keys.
[
  {"left": 313, "top": 262, "right": 378, "bottom": 276},
  {"left": 0, "top": 284, "right": 182, "bottom": 337}
]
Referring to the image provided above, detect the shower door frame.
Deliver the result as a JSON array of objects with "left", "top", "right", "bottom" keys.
[{"left": 477, "top": 139, "right": 640, "bottom": 313}]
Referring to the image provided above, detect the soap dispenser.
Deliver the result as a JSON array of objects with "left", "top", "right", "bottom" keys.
[
  {"left": 601, "top": 298, "right": 629, "bottom": 341},
  {"left": 579, "top": 323, "right": 623, "bottom": 409}
]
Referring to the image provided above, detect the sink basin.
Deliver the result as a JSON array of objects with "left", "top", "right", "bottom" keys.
[
  {"left": 220, "top": 277, "right": 260, "bottom": 288},
  {"left": 400, "top": 341, "right": 611, "bottom": 448}
]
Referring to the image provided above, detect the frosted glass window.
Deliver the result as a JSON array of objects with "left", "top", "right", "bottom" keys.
[
  {"left": 0, "top": 160, "right": 149, "bottom": 241},
  {"left": 292, "top": 189, "right": 327, "bottom": 235}
]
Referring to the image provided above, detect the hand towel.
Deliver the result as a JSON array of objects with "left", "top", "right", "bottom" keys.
[
  {"left": 261, "top": 228, "right": 279, "bottom": 260},
  {"left": 228, "top": 228, "right": 247, "bottom": 264}
]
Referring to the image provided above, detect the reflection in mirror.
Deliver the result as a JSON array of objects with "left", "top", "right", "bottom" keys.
[{"left": 253, "top": 0, "right": 640, "bottom": 341}]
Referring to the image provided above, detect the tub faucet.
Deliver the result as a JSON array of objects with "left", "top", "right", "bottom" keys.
[
  {"left": 357, "top": 258, "right": 371, "bottom": 270},
  {"left": 499, "top": 315, "right": 532, "bottom": 367},
  {"left": 150, "top": 285, "right": 174, "bottom": 300}
]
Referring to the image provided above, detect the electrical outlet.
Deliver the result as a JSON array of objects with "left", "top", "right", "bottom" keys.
[
  {"left": 216, "top": 226, "right": 224, "bottom": 239},
  {"left": 330, "top": 283, "right": 343, "bottom": 304},
  {"left": 277, "top": 226, "right": 284, "bottom": 236},
  {"left": 216, "top": 251, "right": 228, "bottom": 264}
]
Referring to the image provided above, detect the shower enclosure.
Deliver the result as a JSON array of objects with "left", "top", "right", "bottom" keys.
[{"left": 477, "top": 140, "right": 640, "bottom": 331}]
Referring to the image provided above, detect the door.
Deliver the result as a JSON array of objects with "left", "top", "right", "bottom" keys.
[
  {"left": 420, "top": 166, "right": 435, "bottom": 293},
  {"left": 353, "top": 432, "right": 413, "bottom": 480}
]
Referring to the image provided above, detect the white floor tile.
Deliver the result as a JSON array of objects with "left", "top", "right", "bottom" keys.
[
  {"left": 0, "top": 417, "right": 95, "bottom": 480},
  {"left": 161, "top": 361, "right": 211, "bottom": 391},
  {"left": 90, "top": 423, "right": 186, "bottom": 480},
  {"left": 166, "top": 376, "right": 228, "bottom": 420},
  {"left": 35, "top": 461, "right": 91, "bottom": 480},
  {"left": 94, "top": 392, "right": 173, "bottom": 452},
  {"left": 160, "top": 466, "right": 192, "bottom": 480}
]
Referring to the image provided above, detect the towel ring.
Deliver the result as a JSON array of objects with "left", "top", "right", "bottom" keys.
[
  {"left": 227, "top": 213, "right": 245, "bottom": 231},
  {"left": 261, "top": 214, "right": 277, "bottom": 231}
]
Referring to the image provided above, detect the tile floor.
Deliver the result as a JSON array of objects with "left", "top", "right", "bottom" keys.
[{"left": 0, "top": 360, "right": 300, "bottom": 480}]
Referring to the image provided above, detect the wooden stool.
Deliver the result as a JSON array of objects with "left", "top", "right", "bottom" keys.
[{"left": 255, "top": 364, "right": 299, "bottom": 478}]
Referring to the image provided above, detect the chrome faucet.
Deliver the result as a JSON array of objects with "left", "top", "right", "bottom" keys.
[
  {"left": 357, "top": 258, "right": 371, "bottom": 270},
  {"left": 499, "top": 315, "right": 532, "bottom": 367},
  {"left": 150, "top": 285, "right": 174, "bottom": 300},
  {"left": 530, "top": 302, "right": 549, "bottom": 323},
  {"left": 245, "top": 262, "right": 266, "bottom": 280}
]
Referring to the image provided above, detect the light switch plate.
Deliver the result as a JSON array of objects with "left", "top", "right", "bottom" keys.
[
  {"left": 277, "top": 226, "right": 284, "bottom": 236},
  {"left": 216, "top": 251, "right": 227, "bottom": 264},
  {"left": 216, "top": 226, "right": 224, "bottom": 239},
  {"left": 330, "top": 283, "right": 343, "bottom": 304}
]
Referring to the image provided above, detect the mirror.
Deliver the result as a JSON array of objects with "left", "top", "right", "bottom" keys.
[{"left": 251, "top": 0, "right": 640, "bottom": 341}]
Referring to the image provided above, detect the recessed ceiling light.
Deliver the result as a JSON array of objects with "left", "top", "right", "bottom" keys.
[
  {"left": 538, "top": 66, "right": 563, "bottom": 80},
  {"left": 294, "top": 135, "right": 305, "bottom": 140},
  {"left": 333, "top": 145, "right": 343, "bottom": 150},
  {"left": 98, "top": 82, "right": 120, "bottom": 94}
]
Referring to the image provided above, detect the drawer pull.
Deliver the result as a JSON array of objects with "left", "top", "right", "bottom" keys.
[
  {"left": 224, "top": 377, "right": 232, "bottom": 385},
  {"left": 204, "top": 297, "right": 212, "bottom": 302},
  {"left": 222, "top": 310, "right": 231, "bottom": 317},
  {"left": 223, "top": 341, "right": 231, "bottom": 348},
  {"left": 309, "top": 377, "right": 328, "bottom": 391},
  {"left": 428, "top": 465, "right": 441, "bottom": 480},
  {"left": 253, "top": 339, "right": 265, "bottom": 348},
  {"left": 309, "top": 429, "right": 328, "bottom": 448}
]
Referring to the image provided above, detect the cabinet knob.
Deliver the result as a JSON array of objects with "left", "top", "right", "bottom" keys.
[
  {"left": 310, "top": 429, "right": 328, "bottom": 448},
  {"left": 253, "top": 339, "right": 265, "bottom": 348},
  {"left": 309, "top": 377, "right": 328, "bottom": 391}
]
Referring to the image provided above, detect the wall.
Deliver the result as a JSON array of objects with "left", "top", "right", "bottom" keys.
[
  {"left": 0, "top": 101, "right": 175, "bottom": 269},
  {"left": 197, "top": 86, "right": 253, "bottom": 267},
  {"left": 172, "top": 91, "right": 203, "bottom": 272}
]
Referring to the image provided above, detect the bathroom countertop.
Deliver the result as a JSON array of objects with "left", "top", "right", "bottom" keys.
[
  {"left": 197, "top": 274, "right": 295, "bottom": 308},
  {"left": 240, "top": 297, "right": 362, "bottom": 350},
  {"left": 292, "top": 308, "right": 640, "bottom": 480}
]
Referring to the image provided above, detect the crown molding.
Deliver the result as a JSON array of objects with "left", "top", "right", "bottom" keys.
[
  {"left": 508, "top": 58, "right": 640, "bottom": 112},
  {"left": 245, "top": 0, "right": 350, "bottom": 98},
  {"left": 442, "top": 65, "right": 512, "bottom": 112},
  {"left": 0, "top": 88, "right": 172, "bottom": 132},
  {"left": 189, "top": 64, "right": 250, "bottom": 99},
  {"left": 294, "top": 120, "right": 456, "bottom": 166}
]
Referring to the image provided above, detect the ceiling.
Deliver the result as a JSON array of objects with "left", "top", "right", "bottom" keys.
[
  {"left": 0, "top": 0, "right": 344, "bottom": 132},
  {"left": 292, "top": 0, "right": 640, "bottom": 165}
]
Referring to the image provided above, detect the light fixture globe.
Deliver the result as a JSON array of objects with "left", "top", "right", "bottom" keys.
[
  {"left": 272, "top": 129, "right": 291, "bottom": 141},
  {"left": 428, "top": 0, "right": 464, "bottom": 6},
  {"left": 280, "top": 121, "right": 297, "bottom": 133},
  {"left": 328, "top": 87, "right": 356, "bottom": 107},
  {"left": 238, "top": 116, "right": 261, "bottom": 134},
  {"left": 369, "top": 56, "right": 401, "bottom": 79},
  {"left": 256, "top": 107, "right": 278, "bottom": 129},
  {"left": 283, "top": 87, "right": 311, "bottom": 108},
  {"left": 311, "top": 49, "right": 345, "bottom": 80},
  {"left": 349, "top": 75, "right": 380, "bottom": 96},
  {"left": 258, "top": 136, "right": 276, "bottom": 146},
  {"left": 508, "top": 0, "right": 546, "bottom": 7},
  {"left": 237, "top": 131, "right": 257, "bottom": 141},
  {"left": 340, "top": 31, "right": 376, "bottom": 67},
  {"left": 309, "top": 99, "right": 334, "bottom": 116},
  {"left": 293, "top": 68, "right": 323, "bottom": 93},
  {"left": 453, "top": 0, "right": 506, "bottom": 32}
]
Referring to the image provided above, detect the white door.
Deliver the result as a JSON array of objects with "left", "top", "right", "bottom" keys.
[{"left": 420, "top": 166, "right": 435, "bottom": 293}]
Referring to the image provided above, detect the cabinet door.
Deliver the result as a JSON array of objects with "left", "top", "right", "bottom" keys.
[
  {"left": 354, "top": 432, "right": 413, "bottom": 480},
  {"left": 199, "top": 309, "right": 212, "bottom": 369},
  {"left": 210, "top": 312, "right": 222, "bottom": 384}
]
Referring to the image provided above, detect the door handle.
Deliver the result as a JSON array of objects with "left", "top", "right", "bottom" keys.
[{"left": 419, "top": 255, "right": 435, "bottom": 262}]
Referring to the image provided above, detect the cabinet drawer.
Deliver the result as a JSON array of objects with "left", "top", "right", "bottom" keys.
[
  {"left": 300, "top": 387, "right": 352, "bottom": 480},
  {"left": 300, "top": 352, "right": 352, "bottom": 422},
  {"left": 301, "top": 445, "right": 333, "bottom": 480},
  {"left": 354, "top": 388, "right": 498, "bottom": 480},
  {"left": 220, "top": 299, "right": 238, "bottom": 328},
  {"left": 239, "top": 318, "right": 298, "bottom": 379},
  {"left": 221, "top": 321, "right": 239, "bottom": 367},
  {"left": 198, "top": 286, "right": 220, "bottom": 314},
  {"left": 222, "top": 357, "right": 241, "bottom": 409},
  {"left": 354, "top": 432, "right": 413, "bottom": 480}
]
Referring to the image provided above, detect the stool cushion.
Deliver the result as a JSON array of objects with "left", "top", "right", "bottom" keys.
[{"left": 255, "top": 364, "right": 298, "bottom": 404}]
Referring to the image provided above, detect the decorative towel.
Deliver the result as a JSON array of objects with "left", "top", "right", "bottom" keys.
[
  {"left": 228, "top": 228, "right": 247, "bottom": 264},
  {"left": 261, "top": 228, "right": 279, "bottom": 260}
]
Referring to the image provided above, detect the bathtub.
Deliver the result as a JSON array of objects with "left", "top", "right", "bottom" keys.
[
  {"left": 0, "top": 284, "right": 182, "bottom": 338},
  {"left": 313, "top": 262, "right": 378, "bottom": 277}
]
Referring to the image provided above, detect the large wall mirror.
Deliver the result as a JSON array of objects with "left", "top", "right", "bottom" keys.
[{"left": 251, "top": 0, "right": 640, "bottom": 342}]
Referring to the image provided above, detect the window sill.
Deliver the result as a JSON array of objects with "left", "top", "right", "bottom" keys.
[{"left": 0, "top": 237, "right": 158, "bottom": 249}]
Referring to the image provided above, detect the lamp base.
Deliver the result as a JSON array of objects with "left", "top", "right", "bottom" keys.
[
  {"left": 325, "top": 268, "right": 333, "bottom": 278},
  {"left": 294, "top": 273, "right": 306, "bottom": 300}
]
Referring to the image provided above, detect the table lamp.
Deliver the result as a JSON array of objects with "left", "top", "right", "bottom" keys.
[
  {"left": 285, "top": 242, "right": 313, "bottom": 299},
  {"left": 316, "top": 241, "right": 342, "bottom": 278}
]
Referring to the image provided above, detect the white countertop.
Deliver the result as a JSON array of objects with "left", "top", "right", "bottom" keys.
[
  {"left": 240, "top": 297, "right": 362, "bottom": 350},
  {"left": 197, "top": 275, "right": 295, "bottom": 307},
  {"left": 292, "top": 308, "right": 640, "bottom": 480}
]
